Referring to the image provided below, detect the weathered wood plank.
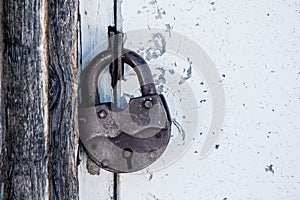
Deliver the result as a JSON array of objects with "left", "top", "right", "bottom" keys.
[
  {"left": 1, "top": 0, "right": 79, "bottom": 199},
  {"left": 0, "top": 0, "right": 4, "bottom": 198},
  {"left": 1, "top": 1, "right": 50, "bottom": 199},
  {"left": 48, "top": 0, "right": 79, "bottom": 199}
]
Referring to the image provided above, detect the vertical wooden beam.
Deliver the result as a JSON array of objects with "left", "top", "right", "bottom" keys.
[
  {"left": 1, "top": 0, "right": 79, "bottom": 199},
  {"left": 48, "top": 0, "right": 79, "bottom": 199},
  {"left": 1, "top": 0, "right": 50, "bottom": 199},
  {"left": 0, "top": 0, "right": 4, "bottom": 198}
]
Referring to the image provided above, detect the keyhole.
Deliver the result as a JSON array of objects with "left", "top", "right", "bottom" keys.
[{"left": 122, "top": 148, "right": 133, "bottom": 169}]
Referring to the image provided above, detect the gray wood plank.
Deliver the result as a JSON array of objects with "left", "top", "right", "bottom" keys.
[
  {"left": 48, "top": 0, "right": 79, "bottom": 199},
  {"left": 1, "top": 0, "right": 79, "bottom": 199},
  {"left": 0, "top": 0, "right": 4, "bottom": 198},
  {"left": 1, "top": 1, "right": 51, "bottom": 199}
]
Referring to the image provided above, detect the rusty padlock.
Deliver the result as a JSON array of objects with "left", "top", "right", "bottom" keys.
[{"left": 79, "top": 49, "right": 171, "bottom": 173}]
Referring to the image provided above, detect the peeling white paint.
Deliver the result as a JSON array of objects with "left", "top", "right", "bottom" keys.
[
  {"left": 78, "top": 0, "right": 115, "bottom": 199},
  {"left": 119, "top": 0, "right": 300, "bottom": 199}
]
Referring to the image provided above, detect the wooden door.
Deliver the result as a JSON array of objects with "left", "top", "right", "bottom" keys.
[
  {"left": 118, "top": 0, "right": 300, "bottom": 199},
  {"left": 0, "top": 0, "right": 79, "bottom": 199},
  {"left": 1, "top": 0, "right": 300, "bottom": 200}
]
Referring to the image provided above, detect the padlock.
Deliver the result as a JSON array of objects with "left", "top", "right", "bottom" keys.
[{"left": 79, "top": 49, "right": 171, "bottom": 173}]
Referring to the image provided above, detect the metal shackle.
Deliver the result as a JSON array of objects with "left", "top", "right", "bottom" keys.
[{"left": 80, "top": 49, "right": 157, "bottom": 106}]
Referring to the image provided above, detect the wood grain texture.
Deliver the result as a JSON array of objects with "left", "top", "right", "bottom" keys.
[
  {"left": 1, "top": 0, "right": 79, "bottom": 199},
  {"left": 48, "top": 0, "right": 79, "bottom": 199},
  {"left": 1, "top": 1, "right": 50, "bottom": 199},
  {"left": 0, "top": 0, "right": 4, "bottom": 198}
]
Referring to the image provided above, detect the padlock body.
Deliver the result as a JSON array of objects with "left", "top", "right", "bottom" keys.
[{"left": 79, "top": 94, "right": 171, "bottom": 173}]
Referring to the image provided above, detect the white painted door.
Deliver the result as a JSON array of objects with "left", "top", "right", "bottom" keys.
[
  {"left": 79, "top": 0, "right": 300, "bottom": 199},
  {"left": 78, "top": 1, "right": 115, "bottom": 199}
]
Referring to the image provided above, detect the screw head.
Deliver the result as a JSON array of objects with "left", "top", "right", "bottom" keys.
[
  {"left": 98, "top": 110, "right": 107, "bottom": 118},
  {"left": 101, "top": 159, "right": 109, "bottom": 168},
  {"left": 149, "top": 152, "right": 156, "bottom": 159},
  {"left": 144, "top": 99, "right": 153, "bottom": 109}
]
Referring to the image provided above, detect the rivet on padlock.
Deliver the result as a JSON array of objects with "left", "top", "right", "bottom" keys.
[{"left": 78, "top": 47, "right": 171, "bottom": 173}]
